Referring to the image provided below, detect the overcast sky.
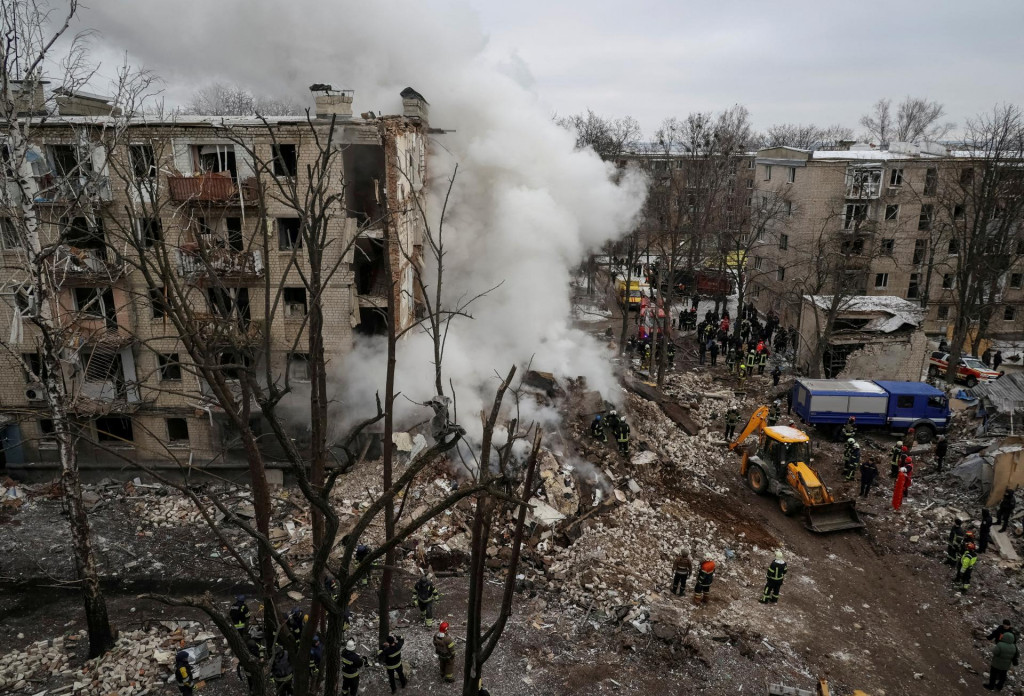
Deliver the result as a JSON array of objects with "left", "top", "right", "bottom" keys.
[{"left": 77, "top": 0, "right": 1024, "bottom": 138}]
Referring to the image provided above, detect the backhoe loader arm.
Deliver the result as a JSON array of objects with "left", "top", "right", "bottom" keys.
[{"left": 728, "top": 405, "right": 769, "bottom": 450}]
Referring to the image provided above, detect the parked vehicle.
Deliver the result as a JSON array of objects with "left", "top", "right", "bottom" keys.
[
  {"left": 791, "top": 379, "right": 950, "bottom": 443},
  {"left": 653, "top": 269, "right": 734, "bottom": 298},
  {"left": 927, "top": 351, "right": 1001, "bottom": 387},
  {"left": 615, "top": 277, "right": 647, "bottom": 311}
]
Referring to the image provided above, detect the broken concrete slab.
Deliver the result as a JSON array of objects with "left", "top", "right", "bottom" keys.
[
  {"left": 524, "top": 370, "right": 561, "bottom": 396},
  {"left": 990, "top": 530, "right": 1020, "bottom": 561},
  {"left": 528, "top": 498, "right": 566, "bottom": 526}
]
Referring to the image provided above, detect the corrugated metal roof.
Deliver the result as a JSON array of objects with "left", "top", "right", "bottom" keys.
[{"left": 969, "top": 373, "right": 1024, "bottom": 412}]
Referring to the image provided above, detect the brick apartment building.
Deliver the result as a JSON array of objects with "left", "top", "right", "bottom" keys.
[
  {"left": 0, "top": 85, "right": 430, "bottom": 472},
  {"left": 747, "top": 143, "right": 1024, "bottom": 339}
]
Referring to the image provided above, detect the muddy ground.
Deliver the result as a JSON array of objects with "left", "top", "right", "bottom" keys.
[{"left": 1, "top": 282, "right": 1022, "bottom": 695}]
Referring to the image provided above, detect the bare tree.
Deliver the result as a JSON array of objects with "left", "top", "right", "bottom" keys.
[
  {"left": 861, "top": 96, "right": 955, "bottom": 146},
  {"left": 759, "top": 123, "right": 854, "bottom": 150},
  {"left": 183, "top": 81, "right": 300, "bottom": 116},
  {"left": 556, "top": 109, "right": 641, "bottom": 160}
]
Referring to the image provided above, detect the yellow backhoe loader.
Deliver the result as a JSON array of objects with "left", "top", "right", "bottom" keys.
[{"left": 729, "top": 406, "right": 864, "bottom": 533}]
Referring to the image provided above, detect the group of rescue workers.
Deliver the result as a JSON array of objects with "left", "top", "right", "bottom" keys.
[
  {"left": 589, "top": 409, "right": 631, "bottom": 456},
  {"left": 670, "top": 548, "right": 789, "bottom": 605},
  {"left": 174, "top": 567, "right": 479, "bottom": 696}
]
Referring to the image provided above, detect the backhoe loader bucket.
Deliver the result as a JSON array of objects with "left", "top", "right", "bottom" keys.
[{"left": 803, "top": 500, "right": 865, "bottom": 533}]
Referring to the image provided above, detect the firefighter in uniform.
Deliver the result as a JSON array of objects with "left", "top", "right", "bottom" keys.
[
  {"left": 693, "top": 558, "right": 717, "bottom": 605},
  {"left": 270, "top": 646, "right": 294, "bottom": 696},
  {"left": 757, "top": 346, "right": 769, "bottom": 375},
  {"left": 760, "top": 550, "right": 788, "bottom": 603},
  {"left": 946, "top": 519, "right": 965, "bottom": 565},
  {"left": 590, "top": 414, "right": 606, "bottom": 443},
  {"left": 414, "top": 574, "right": 439, "bottom": 627},
  {"left": 724, "top": 407, "right": 740, "bottom": 441},
  {"left": 955, "top": 542, "right": 979, "bottom": 593},
  {"left": 605, "top": 409, "right": 620, "bottom": 434},
  {"left": 842, "top": 416, "right": 856, "bottom": 440},
  {"left": 230, "top": 595, "right": 251, "bottom": 633},
  {"left": 175, "top": 651, "right": 195, "bottom": 696},
  {"left": 671, "top": 550, "right": 692, "bottom": 595},
  {"left": 377, "top": 634, "right": 408, "bottom": 693},
  {"left": 309, "top": 634, "right": 323, "bottom": 683},
  {"left": 615, "top": 418, "right": 630, "bottom": 456},
  {"left": 341, "top": 640, "right": 364, "bottom": 695},
  {"left": 433, "top": 622, "right": 457, "bottom": 683},
  {"left": 843, "top": 440, "right": 860, "bottom": 481},
  {"left": 890, "top": 443, "right": 904, "bottom": 478},
  {"left": 767, "top": 401, "right": 780, "bottom": 427}
]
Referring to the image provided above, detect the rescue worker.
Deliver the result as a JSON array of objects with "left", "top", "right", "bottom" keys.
[
  {"left": 236, "top": 626, "right": 264, "bottom": 691},
  {"left": 738, "top": 359, "right": 748, "bottom": 385},
  {"left": 843, "top": 441, "right": 860, "bottom": 482},
  {"left": 605, "top": 409, "right": 620, "bottom": 433},
  {"left": 270, "top": 646, "right": 294, "bottom": 696},
  {"left": 709, "top": 339, "right": 719, "bottom": 366},
  {"left": 747, "top": 348, "right": 758, "bottom": 375},
  {"left": 955, "top": 542, "right": 978, "bottom": 594},
  {"left": 771, "top": 365, "right": 782, "bottom": 387},
  {"left": 946, "top": 519, "right": 965, "bottom": 565},
  {"left": 726, "top": 346, "right": 736, "bottom": 373},
  {"left": 433, "top": 622, "right": 457, "bottom": 683},
  {"left": 892, "top": 445, "right": 908, "bottom": 478},
  {"left": 341, "top": 639, "right": 363, "bottom": 696},
  {"left": 767, "top": 401, "right": 780, "bottom": 427},
  {"left": 642, "top": 341, "right": 652, "bottom": 369},
  {"left": 902, "top": 456, "right": 914, "bottom": 496},
  {"left": 724, "top": 407, "right": 740, "bottom": 441},
  {"left": 414, "top": 574, "right": 439, "bottom": 627},
  {"left": 309, "top": 634, "right": 323, "bottom": 682},
  {"left": 980, "top": 508, "right": 994, "bottom": 554},
  {"left": 693, "top": 558, "right": 716, "bottom": 605},
  {"left": 175, "top": 650, "right": 195, "bottom": 696},
  {"left": 902, "top": 426, "right": 916, "bottom": 451},
  {"left": 859, "top": 456, "right": 879, "bottom": 497},
  {"left": 842, "top": 416, "right": 856, "bottom": 440},
  {"left": 760, "top": 550, "right": 788, "bottom": 604},
  {"left": 667, "top": 341, "right": 676, "bottom": 367},
  {"left": 671, "top": 550, "right": 692, "bottom": 595},
  {"left": 986, "top": 631, "right": 1019, "bottom": 691},
  {"left": 698, "top": 335, "right": 707, "bottom": 365},
  {"left": 615, "top": 418, "right": 630, "bottom": 456},
  {"left": 590, "top": 414, "right": 606, "bottom": 443},
  {"left": 230, "top": 595, "right": 252, "bottom": 633},
  {"left": 935, "top": 435, "right": 949, "bottom": 471},
  {"left": 377, "top": 634, "right": 408, "bottom": 693},
  {"left": 286, "top": 607, "right": 307, "bottom": 643},
  {"left": 998, "top": 488, "right": 1016, "bottom": 532},
  {"left": 757, "top": 346, "right": 769, "bottom": 375}
]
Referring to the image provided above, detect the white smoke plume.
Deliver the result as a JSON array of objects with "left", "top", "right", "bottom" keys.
[{"left": 80, "top": 0, "right": 647, "bottom": 439}]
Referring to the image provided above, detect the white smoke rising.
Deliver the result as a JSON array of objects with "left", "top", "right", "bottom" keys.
[{"left": 81, "top": 0, "right": 647, "bottom": 439}]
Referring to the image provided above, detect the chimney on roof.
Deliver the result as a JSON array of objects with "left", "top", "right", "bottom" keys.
[
  {"left": 309, "top": 84, "right": 353, "bottom": 119},
  {"left": 400, "top": 87, "right": 429, "bottom": 122},
  {"left": 53, "top": 88, "right": 121, "bottom": 116},
  {"left": 9, "top": 79, "right": 48, "bottom": 117}
]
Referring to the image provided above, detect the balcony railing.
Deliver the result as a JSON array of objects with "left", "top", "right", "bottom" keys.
[
  {"left": 193, "top": 314, "right": 265, "bottom": 346},
  {"left": 48, "top": 245, "right": 125, "bottom": 286},
  {"left": 33, "top": 174, "right": 112, "bottom": 204},
  {"left": 176, "top": 247, "right": 263, "bottom": 283},
  {"left": 167, "top": 174, "right": 259, "bottom": 205}
]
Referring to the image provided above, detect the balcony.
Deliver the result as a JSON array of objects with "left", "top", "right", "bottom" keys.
[
  {"left": 33, "top": 174, "right": 112, "bottom": 204},
  {"left": 176, "top": 246, "right": 264, "bottom": 285},
  {"left": 167, "top": 174, "right": 259, "bottom": 206},
  {"left": 193, "top": 314, "right": 265, "bottom": 347},
  {"left": 48, "top": 245, "right": 125, "bottom": 286},
  {"left": 70, "top": 323, "right": 137, "bottom": 350}
]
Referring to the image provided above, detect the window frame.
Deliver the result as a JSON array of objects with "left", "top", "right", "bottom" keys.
[
  {"left": 874, "top": 272, "right": 889, "bottom": 289},
  {"left": 158, "top": 353, "right": 182, "bottom": 381},
  {"left": 885, "top": 204, "right": 899, "bottom": 221},
  {"left": 166, "top": 417, "right": 190, "bottom": 445},
  {"left": 277, "top": 217, "right": 302, "bottom": 250}
]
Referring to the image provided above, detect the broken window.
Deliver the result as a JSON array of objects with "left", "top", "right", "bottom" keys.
[
  {"left": 889, "top": 169, "right": 904, "bottom": 187},
  {"left": 149, "top": 287, "right": 167, "bottom": 319},
  {"left": 953, "top": 204, "right": 966, "bottom": 221},
  {"left": 913, "top": 239, "right": 927, "bottom": 265},
  {"left": 287, "top": 353, "right": 311, "bottom": 382},
  {"left": 918, "top": 204, "right": 933, "bottom": 231},
  {"left": 166, "top": 418, "right": 189, "bottom": 444},
  {"left": 159, "top": 353, "right": 181, "bottom": 380},
  {"left": 64, "top": 216, "right": 105, "bottom": 251},
  {"left": 1005, "top": 305, "right": 1017, "bottom": 321},
  {"left": 949, "top": 239, "right": 960, "bottom": 255},
  {"left": 218, "top": 350, "right": 250, "bottom": 380},
  {"left": 0, "top": 217, "right": 19, "bottom": 249},
  {"left": 22, "top": 352, "right": 47, "bottom": 382},
  {"left": 960, "top": 168, "right": 975, "bottom": 186},
  {"left": 39, "top": 418, "right": 56, "bottom": 447},
  {"left": 845, "top": 166, "right": 881, "bottom": 198},
  {"left": 874, "top": 273, "right": 889, "bottom": 289},
  {"left": 226, "top": 217, "right": 243, "bottom": 251},
  {"left": 278, "top": 217, "right": 302, "bottom": 250},
  {"left": 937, "top": 305, "right": 950, "bottom": 320},
  {"left": 355, "top": 307, "right": 387, "bottom": 336},
  {"left": 138, "top": 217, "right": 162, "bottom": 247},
  {"left": 880, "top": 239, "right": 894, "bottom": 256},
  {"left": 129, "top": 144, "right": 156, "bottom": 178},
  {"left": 1012, "top": 273, "right": 1023, "bottom": 289},
  {"left": 343, "top": 144, "right": 386, "bottom": 225},
  {"left": 194, "top": 144, "right": 237, "bottom": 179},
  {"left": 779, "top": 234, "right": 788, "bottom": 250},
  {"left": 942, "top": 274, "right": 954, "bottom": 289},
  {"left": 283, "top": 287, "right": 307, "bottom": 318},
  {"left": 208, "top": 287, "right": 250, "bottom": 322},
  {"left": 764, "top": 165, "right": 772, "bottom": 181},
  {"left": 354, "top": 237, "right": 386, "bottom": 295},
  {"left": 95, "top": 416, "right": 133, "bottom": 443},
  {"left": 843, "top": 203, "right": 868, "bottom": 230},
  {"left": 908, "top": 273, "right": 921, "bottom": 299},
  {"left": 885, "top": 204, "right": 899, "bottom": 221},
  {"left": 924, "top": 168, "right": 938, "bottom": 196},
  {"left": 49, "top": 144, "right": 86, "bottom": 177},
  {"left": 73, "top": 287, "right": 116, "bottom": 324},
  {"left": 841, "top": 237, "right": 865, "bottom": 255},
  {"left": 272, "top": 144, "right": 297, "bottom": 177}
]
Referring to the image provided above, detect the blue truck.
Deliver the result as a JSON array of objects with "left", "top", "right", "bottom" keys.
[{"left": 791, "top": 379, "right": 950, "bottom": 443}]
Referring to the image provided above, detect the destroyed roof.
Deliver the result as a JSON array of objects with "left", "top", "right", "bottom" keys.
[
  {"left": 400, "top": 87, "right": 429, "bottom": 104},
  {"left": 803, "top": 295, "right": 925, "bottom": 332},
  {"left": 969, "top": 372, "right": 1024, "bottom": 412}
]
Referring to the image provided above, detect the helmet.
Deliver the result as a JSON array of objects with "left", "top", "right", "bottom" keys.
[
  {"left": 905, "top": 456, "right": 913, "bottom": 464},
  {"left": 853, "top": 442, "right": 860, "bottom": 449},
  {"left": 439, "top": 621, "right": 450, "bottom": 633},
  {"left": 847, "top": 438, "right": 855, "bottom": 445},
  {"left": 701, "top": 560, "right": 717, "bottom": 573},
  {"left": 346, "top": 640, "right": 355, "bottom": 651},
  {"left": 610, "top": 410, "right": 617, "bottom": 416},
  {"left": 774, "top": 400, "right": 780, "bottom": 405},
  {"left": 955, "top": 518, "right": 963, "bottom": 525},
  {"left": 234, "top": 594, "right": 246, "bottom": 603},
  {"left": 850, "top": 416, "right": 856, "bottom": 422},
  {"left": 966, "top": 542, "right": 977, "bottom": 550},
  {"left": 965, "top": 530, "right": 976, "bottom": 538},
  {"left": 595, "top": 415, "right": 602, "bottom": 421},
  {"left": 176, "top": 650, "right": 189, "bottom": 665},
  {"left": 775, "top": 550, "right": 785, "bottom": 562},
  {"left": 901, "top": 445, "right": 908, "bottom": 452},
  {"left": 680, "top": 549, "right": 689, "bottom": 557}
]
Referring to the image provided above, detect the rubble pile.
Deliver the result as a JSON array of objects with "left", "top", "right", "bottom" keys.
[
  {"left": 0, "top": 622, "right": 215, "bottom": 696},
  {"left": 133, "top": 495, "right": 205, "bottom": 529}
]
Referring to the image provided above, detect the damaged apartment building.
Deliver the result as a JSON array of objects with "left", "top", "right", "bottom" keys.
[
  {"left": 0, "top": 83, "right": 431, "bottom": 474},
  {"left": 749, "top": 143, "right": 1024, "bottom": 343}
]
